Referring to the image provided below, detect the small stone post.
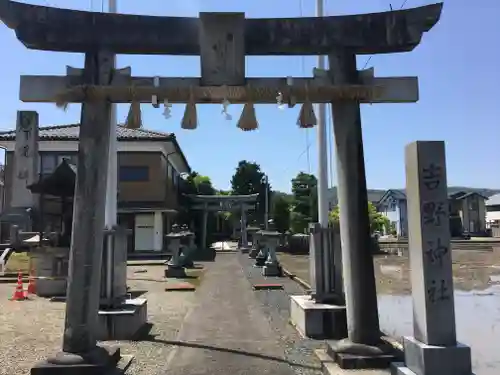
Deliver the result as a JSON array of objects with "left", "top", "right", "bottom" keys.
[
  {"left": 392, "top": 141, "right": 473, "bottom": 375},
  {"left": 165, "top": 224, "right": 187, "bottom": 278}
]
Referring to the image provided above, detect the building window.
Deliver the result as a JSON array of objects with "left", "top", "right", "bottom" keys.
[
  {"left": 469, "top": 197, "right": 478, "bottom": 211},
  {"left": 119, "top": 166, "right": 149, "bottom": 182}
]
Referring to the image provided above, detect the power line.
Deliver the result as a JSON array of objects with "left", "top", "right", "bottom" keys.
[{"left": 362, "top": 0, "right": 411, "bottom": 69}]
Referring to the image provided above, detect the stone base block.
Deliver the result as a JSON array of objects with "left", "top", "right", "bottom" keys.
[
  {"left": 262, "top": 263, "right": 282, "bottom": 276},
  {"left": 248, "top": 248, "right": 259, "bottom": 258},
  {"left": 239, "top": 247, "right": 250, "bottom": 254},
  {"left": 290, "top": 295, "right": 347, "bottom": 339},
  {"left": 315, "top": 349, "right": 389, "bottom": 375},
  {"left": 326, "top": 339, "right": 396, "bottom": 369},
  {"left": 96, "top": 298, "right": 148, "bottom": 340},
  {"left": 36, "top": 278, "right": 67, "bottom": 297},
  {"left": 390, "top": 336, "right": 473, "bottom": 375},
  {"left": 164, "top": 266, "right": 187, "bottom": 278},
  {"left": 31, "top": 345, "right": 120, "bottom": 375}
]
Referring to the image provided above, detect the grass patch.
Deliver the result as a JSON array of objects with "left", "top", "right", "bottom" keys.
[{"left": 5, "top": 252, "right": 31, "bottom": 273}]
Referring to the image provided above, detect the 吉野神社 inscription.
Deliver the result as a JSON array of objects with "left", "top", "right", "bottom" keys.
[
  {"left": 427, "top": 279, "right": 451, "bottom": 304},
  {"left": 421, "top": 161, "right": 450, "bottom": 303},
  {"left": 424, "top": 238, "right": 449, "bottom": 267},
  {"left": 422, "top": 163, "right": 442, "bottom": 191}
]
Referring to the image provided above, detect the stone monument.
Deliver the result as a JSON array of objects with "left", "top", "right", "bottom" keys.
[
  {"left": 391, "top": 141, "right": 474, "bottom": 375},
  {"left": 8, "top": 111, "right": 39, "bottom": 231}
]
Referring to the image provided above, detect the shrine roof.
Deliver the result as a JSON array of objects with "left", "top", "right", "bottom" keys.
[{"left": 0, "top": 123, "right": 173, "bottom": 141}]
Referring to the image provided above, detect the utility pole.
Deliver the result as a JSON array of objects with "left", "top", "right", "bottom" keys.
[
  {"left": 104, "top": 0, "right": 118, "bottom": 301},
  {"left": 316, "top": 0, "right": 329, "bottom": 228}
]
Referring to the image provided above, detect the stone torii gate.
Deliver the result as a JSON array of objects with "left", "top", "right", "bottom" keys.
[
  {"left": 187, "top": 194, "right": 259, "bottom": 249},
  {"left": 0, "top": 1, "right": 442, "bottom": 373}
]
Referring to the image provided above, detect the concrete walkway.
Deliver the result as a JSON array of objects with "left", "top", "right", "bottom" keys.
[{"left": 161, "top": 252, "right": 297, "bottom": 375}]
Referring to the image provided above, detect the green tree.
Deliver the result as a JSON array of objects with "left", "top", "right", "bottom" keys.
[
  {"left": 230, "top": 160, "right": 270, "bottom": 225},
  {"left": 178, "top": 171, "right": 217, "bottom": 245},
  {"left": 290, "top": 172, "right": 318, "bottom": 233},
  {"left": 328, "top": 201, "right": 389, "bottom": 234},
  {"left": 271, "top": 194, "right": 291, "bottom": 233}
]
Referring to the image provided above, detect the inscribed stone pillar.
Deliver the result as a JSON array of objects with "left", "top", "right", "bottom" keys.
[
  {"left": 328, "top": 50, "right": 380, "bottom": 345},
  {"left": 391, "top": 141, "right": 473, "bottom": 375},
  {"left": 405, "top": 141, "right": 456, "bottom": 346},
  {"left": 11, "top": 111, "right": 39, "bottom": 230},
  {"left": 61, "top": 50, "right": 113, "bottom": 355}
]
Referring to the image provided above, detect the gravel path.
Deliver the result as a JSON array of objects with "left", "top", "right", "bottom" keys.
[
  {"left": 159, "top": 253, "right": 315, "bottom": 375},
  {"left": 237, "top": 253, "right": 323, "bottom": 375},
  {"left": 0, "top": 265, "right": 198, "bottom": 375},
  {"left": 0, "top": 255, "right": 324, "bottom": 375}
]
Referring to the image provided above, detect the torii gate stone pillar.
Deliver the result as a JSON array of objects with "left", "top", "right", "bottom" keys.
[{"left": 239, "top": 205, "right": 249, "bottom": 250}]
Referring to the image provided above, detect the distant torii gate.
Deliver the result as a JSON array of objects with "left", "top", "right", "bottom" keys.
[{"left": 187, "top": 194, "right": 259, "bottom": 249}]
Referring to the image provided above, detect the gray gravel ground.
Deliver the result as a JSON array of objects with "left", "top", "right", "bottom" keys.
[
  {"left": 237, "top": 253, "right": 324, "bottom": 375},
  {"left": 0, "top": 257, "right": 325, "bottom": 375}
]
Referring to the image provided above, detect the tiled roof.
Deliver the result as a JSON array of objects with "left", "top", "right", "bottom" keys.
[
  {"left": 0, "top": 124, "right": 173, "bottom": 141},
  {"left": 486, "top": 193, "right": 500, "bottom": 206}
]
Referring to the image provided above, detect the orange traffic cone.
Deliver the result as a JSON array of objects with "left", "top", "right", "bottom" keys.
[
  {"left": 10, "top": 270, "right": 26, "bottom": 301},
  {"left": 27, "top": 268, "right": 36, "bottom": 295}
]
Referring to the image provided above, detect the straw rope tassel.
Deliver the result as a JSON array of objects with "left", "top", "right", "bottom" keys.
[
  {"left": 237, "top": 85, "right": 258, "bottom": 131},
  {"left": 297, "top": 83, "right": 317, "bottom": 128},
  {"left": 181, "top": 86, "right": 198, "bottom": 130},
  {"left": 125, "top": 86, "right": 142, "bottom": 129}
]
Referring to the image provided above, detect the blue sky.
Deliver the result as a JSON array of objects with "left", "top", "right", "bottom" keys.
[{"left": 0, "top": 0, "right": 498, "bottom": 193}]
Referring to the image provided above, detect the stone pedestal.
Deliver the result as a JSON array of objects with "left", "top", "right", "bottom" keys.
[
  {"left": 98, "top": 228, "right": 147, "bottom": 341},
  {"left": 97, "top": 298, "right": 148, "bottom": 341},
  {"left": 165, "top": 265, "right": 187, "bottom": 278},
  {"left": 290, "top": 295, "right": 347, "bottom": 339},
  {"left": 30, "top": 247, "right": 69, "bottom": 297},
  {"left": 291, "top": 224, "right": 347, "bottom": 340},
  {"left": 391, "top": 337, "right": 473, "bottom": 375},
  {"left": 391, "top": 141, "right": 474, "bottom": 375},
  {"left": 31, "top": 345, "right": 121, "bottom": 375}
]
